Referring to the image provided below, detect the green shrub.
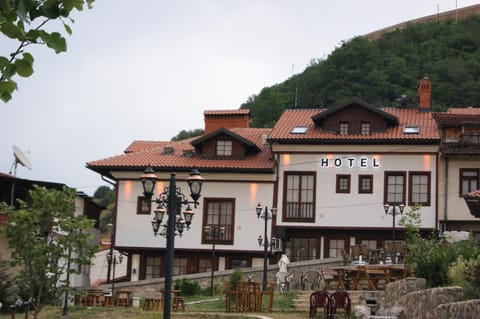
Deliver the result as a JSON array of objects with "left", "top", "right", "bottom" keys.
[
  {"left": 0, "top": 260, "right": 16, "bottom": 312},
  {"left": 174, "top": 278, "right": 201, "bottom": 296},
  {"left": 450, "top": 255, "right": 480, "bottom": 300},
  {"left": 229, "top": 268, "right": 244, "bottom": 290},
  {"left": 401, "top": 205, "right": 480, "bottom": 288}
]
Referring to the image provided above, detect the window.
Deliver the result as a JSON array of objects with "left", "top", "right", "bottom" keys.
[
  {"left": 359, "top": 175, "right": 373, "bottom": 194},
  {"left": 216, "top": 140, "right": 232, "bottom": 156},
  {"left": 291, "top": 126, "right": 308, "bottom": 134},
  {"left": 145, "top": 256, "right": 161, "bottom": 279},
  {"left": 336, "top": 174, "right": 351, "bottom": 193},
  {"left": 339, "top": 122, "right": 349, "bottom": 135},
  {"left": 409, "top": 172, "right": 431, "bottom": 206},
  {"left": 198, "top": 258, "right": 212, "bottom": 273},
  {"left": 403, "top": 125, "right": 420, "bottom": 134},
  {"left": 203, "top": 198, "right": 234, "bottom": 244},
  {"left": 136, "top": 196, "right": 151, "bottom": 215},
  {"left": 283, "top": 172, "right": 315, "bottom": 222},
  {"left": 361, "top": 122, "right": 371, "bottom": 135},
  {"left": 285, "top": 237, "right": 318, "bottom": 262},
  {"left": 460, "top": 169, "right": 479, "bottom": 196},
  {"left": 230, "top": 258, "right": 248, "bottom": 269},
  {"left": 328, "top": 239, "right": 346, "bottom": 258},
  {"left": 360, "top": 239, "right": 377, "bottom": 250},
  {"left": 384, "top": 172, "right": 406, "bottom": 204},
  {"left": 173, "top": 257, "right": 187, "bottom": 276}
]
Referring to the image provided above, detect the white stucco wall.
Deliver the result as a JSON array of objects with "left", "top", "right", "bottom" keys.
[
  {"left": 276, "top": 151, "right": 437, "bottom": 229},
  {"left": 112, "top": 171, "right": 275, "bottom": 253},
  {"left": 438, "top": 158, "right": 480, "bottom": 221}
]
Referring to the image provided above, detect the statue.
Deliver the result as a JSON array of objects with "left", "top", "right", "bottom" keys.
[
  {"left": 275, "top": 254, "right": 291, "bottom": 292},
  {"left": 277, "top": 254, "right": 290, "bottom": 273}
]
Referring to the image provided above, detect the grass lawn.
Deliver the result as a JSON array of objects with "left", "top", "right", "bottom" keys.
[{"left": 0, "top": 292, "right": 308, "bottom": 319}]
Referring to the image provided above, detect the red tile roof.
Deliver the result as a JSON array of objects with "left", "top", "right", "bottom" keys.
[
  {"left": 269, "top": 108, "right": 439, "bottom": 143},
  {"left": 87, "top": 128, "right": 274, "bottom": 178},
  {"left": 433, "top": 112, "right": 480, "bottom": 126},
  {"left": 447, "top": 107, "right": 480, "bottom": 115}
]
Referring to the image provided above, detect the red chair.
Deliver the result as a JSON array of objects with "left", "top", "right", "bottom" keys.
[
  {"left": 329, "top": 290, "right": 351, "bottom": 318},
  {"left": 309, "top": 290, "right": 330, "bottom": 318}
]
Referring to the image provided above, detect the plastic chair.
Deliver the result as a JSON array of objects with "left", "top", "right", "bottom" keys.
[
  {"left": 303, "top": 270, "right": 321, "bottom": 290},
  {"left": 330, "top": 290, "right": 351, "bottom": 318},
  {"left": 309, "top": 290, "right": 330, "bottom": 318}
]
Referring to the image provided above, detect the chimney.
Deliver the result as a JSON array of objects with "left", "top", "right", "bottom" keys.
[
  {"left": 417, "top": 77, "right": 432, "bottom": 111},
  {"left": 204, "top": 109, "right": 250, "bottom": 134}
]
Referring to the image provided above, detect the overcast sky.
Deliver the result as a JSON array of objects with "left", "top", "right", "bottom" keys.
[{"left": 1, "top": 0, "right": 478, "bottom": 195}]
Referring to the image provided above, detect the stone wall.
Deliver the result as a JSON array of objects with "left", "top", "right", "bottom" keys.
[
  {"left": 96, "top": 256, "right": 342, "bottom": 298},
  {"left": 371, "top": 277, "right": 480, "bottom": 319}
]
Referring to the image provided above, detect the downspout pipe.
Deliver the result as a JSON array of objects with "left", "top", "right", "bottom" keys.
[{"left": 443, "top": 157, "right": 449, "bottom": 232}]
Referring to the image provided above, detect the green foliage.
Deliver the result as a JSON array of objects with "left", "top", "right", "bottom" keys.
[
  {"left": 449, "top": 255, "right": 480, "bottom": 300},
  {"left": 243, "top": 16, "right": 480, "bottom": 127},
  {"left": 93, "top": 186, "right": 115, "bottom": 233},
  {"left": 171, "top": 129, "right": 204, "bottom": 141},
  {"left": 174, "top": 277, "right": 201, "bottom": 296},
  {"left": 400, "top": 204, "right": 480, "bottom": 289},
  {"left": 0, "top": 259, "right": 16, "bottom": 311},
  {"left": 1, "top": 185, "right": 98, "bottom": 316},
  {"left": 229, "top": 268, "right": 244, "bottom": 290},
  {"left": 0, "top": 0, "right": 95, "bottom": 102}
]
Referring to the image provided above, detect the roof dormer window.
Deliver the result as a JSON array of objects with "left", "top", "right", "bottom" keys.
[
  {"left": 361, "top": 122, "right": 371, "bottom": 135},
  {"left": 339, "top": 122, "right": 349, "bottom": 135},
  {"left": 216, "top": 140, "right": 232, "bottom": 156}
]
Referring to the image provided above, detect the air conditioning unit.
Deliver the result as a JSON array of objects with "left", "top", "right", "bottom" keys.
[{"left": 272, "top": 238, "right": 283, "bottom": 252}]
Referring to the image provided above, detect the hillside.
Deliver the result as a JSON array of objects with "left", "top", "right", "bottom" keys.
[{"left": 241, "top": 12, "right": 480, "bottom": 128}]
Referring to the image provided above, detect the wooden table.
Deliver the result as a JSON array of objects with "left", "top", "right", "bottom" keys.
[{"left": 329, "top": 264, "right": 408, "bottom": 290}]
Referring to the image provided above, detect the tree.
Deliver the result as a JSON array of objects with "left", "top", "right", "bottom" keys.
[
  {"left": 171, "top": 128, "right": 204, "bottom": 141},
  {"left": 0, "top": 0, "right": 95, "bottom": 102},
  {"left": 2, "top": 185, "right": 97, "bottom": 318},
  {"left": 93, "top": 185, "right": 115, "bottom": 233}
]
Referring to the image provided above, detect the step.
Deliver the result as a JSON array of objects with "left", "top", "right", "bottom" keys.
[{"left": 292, "top": 290, "right": 382, "bottom": 311}]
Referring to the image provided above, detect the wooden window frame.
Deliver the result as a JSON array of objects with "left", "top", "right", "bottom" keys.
[
  {"left": 216, "top": 140, "right": 233, "bottom": 156},
  {"left": 384, "top": 171, "right": 406, "bottom": 205},
  {"left": 202, "top": 198, "right": 235, "bottom": 245},
  {"left": 339, "top": 122, "right": 349, "bottom": 135},
  {"left": 409, "top": 171, "right": 431, "bottom": 206},
  {"left": 136, "top": 196, "right": 151, "bottom": 215},
  {"left": 361, "top": 122, "right": 371, "bottom": 135},
  {"left": 460, "top": 168, "right": 479, "bottom": 197},
  {"left": 359, "top": 174, "right": 373, "bottom": 194},
  {"left": 336, "top": 174, "right": 351, "bottom": 193},
  {"left": 283, "top": 171, "right": 316, "bottom": 222}
]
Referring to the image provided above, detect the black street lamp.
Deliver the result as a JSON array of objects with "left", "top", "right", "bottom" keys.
[
  {"left": 106, "top": 252, "right": 123, "bottom": 304},
  {"left": 141, "top": 166, "right": 204, "bottom": 319},
  {"left": 255, "top": 203, "right": 277, "bottom": 291},
  {"left": 204, "top": 224, "right": 225, "bottom": 296},
  {"left": 383, "top": 203, "right": 405, "bottom": 263}
]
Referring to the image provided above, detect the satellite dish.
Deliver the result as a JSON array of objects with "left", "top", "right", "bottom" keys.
[{"left": 10, "top": 145, "right": 32, "bottom": 176}]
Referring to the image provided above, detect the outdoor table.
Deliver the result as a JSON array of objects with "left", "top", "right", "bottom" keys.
[
  {"left": 329, "top": 264, "right": 408, "bottom": 290},
  {"left": 86, "top": 289, "right": 105, "bottom": 306},
  {"left": 115, "top": 289, "right": 132, "bottom": 307}
]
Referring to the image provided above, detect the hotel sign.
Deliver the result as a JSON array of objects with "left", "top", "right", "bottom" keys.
[{"left": 319, "top": 156, "right": 381, "bottom": 169}]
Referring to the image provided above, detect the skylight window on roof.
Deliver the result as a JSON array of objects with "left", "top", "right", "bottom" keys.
[
  {"left": 291, "top": 126, "right": 308, "bottom": 134},
  {"left": 403, "top": 125, "right": 420, "bottom": 134}
]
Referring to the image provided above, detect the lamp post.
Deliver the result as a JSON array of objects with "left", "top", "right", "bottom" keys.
[
  {"left": 255, "top": 203, "right": 277, "bottom": 291},
  {"left": 106, "top": 252, "right": 123, "bottom": 304},
  {"left": 141, "top": 166, "right": 204, "bottom": 319},
  {"left": 383, "top": 203, "right": 405, "bottom": 263},
  {"left": 204, "top": 224, "right": 225, "bottom": 296}
]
